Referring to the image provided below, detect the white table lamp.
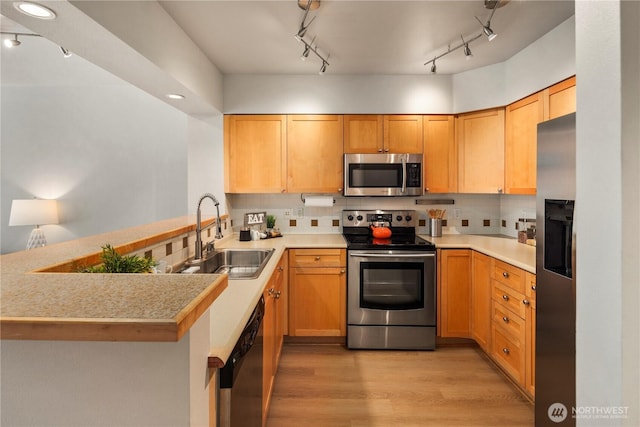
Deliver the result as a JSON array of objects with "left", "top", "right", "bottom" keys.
[{"left": 9, "top": 199, "right": 59, "bottom": 249}]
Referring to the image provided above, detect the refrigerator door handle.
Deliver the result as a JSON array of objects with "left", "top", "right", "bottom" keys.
[{"left": 571, "top": 201, "right": 577, "bottom": 302}]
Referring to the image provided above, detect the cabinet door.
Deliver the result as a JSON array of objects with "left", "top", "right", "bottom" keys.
[
  {"left": 423, "top": 115, "right": 457, "bottom": 193},
  {"left": 457, "top": 108, "right": 505, "bottom": 193},
  {"left": 544, "top": 76, "right": 576, "bottom": 120},
  {"left": 505, "top": 93, "right": 544, "bottom": 195},
  {"left": 471, "top": 251, "right": 492, "bottom": 351},
  {"left": 289, "top": 266, "right": 346, "bottom": 337},
  {"left": 344, "top": 115, "right": 383, "bottom": 153},
  {"left": 525, "top": 272, "right": 536, "bottom": 398},
  {"left": 262, "top": 284, "right": 276, "bottom": 425},
  {"left": 384, "top": 115, "right": 423, "bottom": 153},
  {"left": 224, "top": 115, "right": 287, "bottom": 193},
  {"left": 287, "top": 115, "right": 344, "bottom": 193},
  {"left": 438, "top": 249, "right": 471, "bottom": 338}
]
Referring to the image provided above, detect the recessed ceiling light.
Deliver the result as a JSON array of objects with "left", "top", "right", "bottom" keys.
[
  {"left": 166, "top": 94, "right": 185, "bottom": 100},
  {"left": 14, "top": 2, "right": 57, "bottom": 20}
]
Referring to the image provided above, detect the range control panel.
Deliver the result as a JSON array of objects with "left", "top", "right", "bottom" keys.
[{"left": 342, "top": 210, "right": 418, "bottom": 228}]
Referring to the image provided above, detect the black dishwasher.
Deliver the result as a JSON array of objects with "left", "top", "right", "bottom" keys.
[{"left": 218, "top": 296, "right": 264, "bottom": 427}]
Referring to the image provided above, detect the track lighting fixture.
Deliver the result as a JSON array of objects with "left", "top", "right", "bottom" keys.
[
  {"left": 59, "top": 46, "right": 72, "bottom": 58},
  {"left": 461, "top": 35, "right": 473, "bottom": 59},
  {"left": 294, "top": 0, "right": 330, "bottom": 74},
  {"left": 430, "top": 61, "right": 437, "bottom": 74},
  {"left": 424, "top": 33, "right": 481, "bottom": 73},
  {"left": 475, "top": 0, "right": 499, "bottom": 41}
]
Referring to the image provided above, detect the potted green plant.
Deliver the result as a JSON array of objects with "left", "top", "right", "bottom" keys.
[
  {"left": 266, "top": 214, "right": 277, "bottom": 230},
  {"left": 79, "top": 244, "right": 156, "bottom": 273}
]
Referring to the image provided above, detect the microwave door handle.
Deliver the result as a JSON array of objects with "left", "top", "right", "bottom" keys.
[{"left": 401, "top": 154, "right": 407, "bottom": 193}]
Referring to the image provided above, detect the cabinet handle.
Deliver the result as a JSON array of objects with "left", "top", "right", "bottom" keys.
[
  {"left": 377, "top": 148, "right": 383, "bottom": 153},
  {"left": 338, "top": 188, "right": 343, "bottom": 192},
  {"left": 277, "top": 266, "right": 284, "bottom": 272},
  {"left": 315, "top": 256, "right": 321, "bottom": 261},
  {"left": 340, "top": 269, "right": 346, "bottom": 274},
  {"left": 502, "top": 271, "right": 509, "bottom": 278},
  {"left": 268, "top": 287, "right": 275, "bottom": 296},
  {"left": 275, "top": 290, "right": 281, "bottom": 299},
  {"left": 531, "top": 285, "right": 536, "bottom": 292},
  {"left": 281, "top": 189, "right": 286, "bottom": 193},
  {"left": 502, "top": 348, "right": 510, "bottom": 355},
  {"left": 425, "top": 187, "right": 430, "bottom": 192},
  {"left": 502, "top": 294, "right": 509, "bottom": 301},
  {"left": 502, "top": 316, "right": 509, "bottom": 323},
  {"left": 498, "top": 188, "right": 503, "bottom": 193},
  {"left": 523, "top": 299, "right": 530, "bottom": 306}
]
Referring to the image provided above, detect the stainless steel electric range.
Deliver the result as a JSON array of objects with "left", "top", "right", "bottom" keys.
[{"left": 342, "top": 210, "right": 437, "bottom": 350}]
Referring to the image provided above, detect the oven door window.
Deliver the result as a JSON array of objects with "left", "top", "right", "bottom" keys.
[
  {"left": 349, "top": 164, "right": 403, "bottom": 188},
  {"left": 359, "top": 262, "right": 424, "bottom": 310}
]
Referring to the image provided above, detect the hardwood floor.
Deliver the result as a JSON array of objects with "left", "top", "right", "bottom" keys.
[{"left": 266, "top": 344, "right": 533, "bottom": 427}]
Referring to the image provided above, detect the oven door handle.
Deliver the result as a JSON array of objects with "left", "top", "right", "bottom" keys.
[{"left": 349, "top": 252, "right": 435, "bottom": 258}]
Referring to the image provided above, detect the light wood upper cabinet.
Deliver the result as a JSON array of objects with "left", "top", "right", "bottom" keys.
[
  {"left": 505, "top": 93, "right": 544, "bottom": 195},
  {"left": 544, "top": 75, "right": 576, "bottom": 120},
  {"left": 456, "top": 108, "right": 505, "bottom": 194},
  {"left": 344, "top": 115, "right": 423, "bottom": 153},
  {"left": 224, "top": 115, "right": 287, "bottom": 193},
  {"left": 343, "top": 115, "right": 383, "bottom": 153},
  {"left": 423, "top": 115, "right": 457, "bottom": 193},
  {"left": 287, "top": 115, "right": 344, "bottom": 193},
  {"left": 471, "top": 251, "right": 492, "bottom": 352},
  {"left": 438, "top": 249, "right": 472, "bottom": 338},
  {"left": 384, "top": 115, "right": 423, "bottom": 153}
]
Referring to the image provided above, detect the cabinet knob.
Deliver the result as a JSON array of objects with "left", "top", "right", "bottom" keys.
[
  {"left": 377, "top": 148, "right": 383, "bottom": 153},
  {"left": 340, "top": 269, "right": 346, "bottom": 274},
  {"left": 268, "top": 287, "right": 275, "bottom": 296},
  {"left": 502, "top": 271, "right": 509, "bottom": 278},
  {"left": 425, "top": 187, "right": 430, "bottom": 192},
  {"left": 277, "top": 266, "right": 284, "bottom": 272},
  {"left": 523, "top": 299, "right": 530, "bottom": 306},
  {"left": 315, "top": 256, "right": 321, "bottom": 261},
  {"left": 275, "top": 290, "right": 281, "bottom": 299},
  {"left": 502, "top": 348, "right": 510, "bottom": 355},
  {"left": 338, "top": 188, "right": 343, "bottom": 192},
  {"left": 531, "top": 285, "right": 536, "bottom": 292},
  {"left": 281, "top": 189, "right": 286, "bottom": 193},
  {"left": 502, "top": 294, "right": 509, "bottom": 301},
  {"left": 384, "top": 148, "right": 389, "bottom": 153},
  {"left": 502, "top": 316, "right": 509, "bottom": 323},
  {"left": 498, "top": 188, "right": 503, "bottom": 193}
]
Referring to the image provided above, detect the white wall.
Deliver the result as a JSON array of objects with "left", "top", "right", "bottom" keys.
[{"left": 575, "top": 1, "right": 640, "bottom": 425}]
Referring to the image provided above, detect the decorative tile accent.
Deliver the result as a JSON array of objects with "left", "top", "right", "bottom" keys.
[
  {"left": 290, "top": 219, "right": 297, "bottom": 227},
  {"left": 183, "top": 237, "right": 189, "bottom": 249},
  {"left": 144, "top": 250, "right": 152, "bottom": 259},
  {"left": 502, "top": 219, "right": 507, "bottom": 227},
  {"left": 462, "top": 219, "right": 469, "bottom": 227},
  {"left": 442, "top": 219, "right": 448, "bottom": 226},
  {"left": 165, "top": 243, "right": 173, "bottom": 256},
  {"left": 311, "top": 219, "right": 318, "bottom": 227},
  {"left": 419, "top": 219, "right": 426, "bottom": 227},
  {"left": 332, "top": 219, "right": 340, "bottom": 227},
  {"left": 483, "top": 219, "right": 491, "bottom": 227}
]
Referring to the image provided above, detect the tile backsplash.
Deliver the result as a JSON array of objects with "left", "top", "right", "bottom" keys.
[{"left": 226, "top": 193, "right": 535, "bottom": 238}]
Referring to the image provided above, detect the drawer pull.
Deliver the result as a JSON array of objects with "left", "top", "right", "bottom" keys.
[
  {"left": 502, "top": 294, "right": 509, "bottom": 301},
  {"left": 274, "top": 290, "right": 281, "bottom": 299},
  {"left": 502, "top": 348, "right": 510, "bottom": 355},
  {"left": 268, "top": 287, "right": 275, "bottom": 296},
  {"left": 502, "top": 316, "right": 509, "bottom": 323},
  {"left": 502, "top": 271, "right": 509, "bottom": 278},
  {"left": 531, "top": 285, "right": 536, "bottom": 292},
  {"left": 340, "top": 269, "right": 346, "bottom": 274},
  {"left": 315, "top": 256, "right": 321, "bottom": 261},
  {"left": 277, "top": 266, "right": 284, "bottom": 272},
  {"left": 523, "top": 299, "right": 530, "bottom": 306}
]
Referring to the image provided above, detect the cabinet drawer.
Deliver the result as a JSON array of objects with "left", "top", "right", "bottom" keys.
[
  {"left": 492, "top": 281, "right": 526, "bottom": 319},
  {"left": 491, "top": 325, "right": 525, "bottom": 384},
  {"left": 289, "top": 249, "right": 345, "bottom": 267},
  {"left": 492, "top": 302, "right": 525, "bottom": 342},
  {"left": 492, "top": 259, "right": 525, "bottom": 293}
]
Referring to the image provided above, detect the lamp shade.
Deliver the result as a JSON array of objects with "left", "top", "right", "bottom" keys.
[{"left": 9, "top": 199, "right": 59, "bottom": 226}]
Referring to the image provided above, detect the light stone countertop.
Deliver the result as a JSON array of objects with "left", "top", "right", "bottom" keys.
[
  {"left": 0, "top": 216, "right": 227, "bottom": 342},
  {"left": 422, "top": 234, "right": 536, "bottom": 273}
]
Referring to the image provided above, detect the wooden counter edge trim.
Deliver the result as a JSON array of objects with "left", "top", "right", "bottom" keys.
[
  {"left": 35, "top": 215, "right": 228, "bottom": 273},
  {"left": 175, "top": 275, "right": 229, "bottom": 340},
  {"left": 0, "top": 317, "right": 179, "bottom": 342},
  {"left": 208, "top": 356, "right": 225, "bottom": 369}
]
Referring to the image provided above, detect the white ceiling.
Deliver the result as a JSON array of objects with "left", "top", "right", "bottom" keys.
[{"left": 158, "top": 0, "right": 575, "bottom": 75}]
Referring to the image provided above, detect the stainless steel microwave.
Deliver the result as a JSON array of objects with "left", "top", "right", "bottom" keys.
[{"left": 344, "top": 153, "right": 423, "bottom": 197}]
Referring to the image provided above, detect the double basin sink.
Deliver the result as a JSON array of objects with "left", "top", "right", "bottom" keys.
[{"left": 178, "top": 248, "right": 275, "bottom": 280}]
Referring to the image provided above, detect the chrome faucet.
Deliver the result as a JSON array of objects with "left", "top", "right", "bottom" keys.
[{"left": 195, "top": 193, "right": 223, "bottom": 261}]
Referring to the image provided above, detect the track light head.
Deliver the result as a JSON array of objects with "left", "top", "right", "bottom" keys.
[
  {"left": 301, "top": 45, "right": 310, "bottom": 61},
  {"left": 319, "top": 61, "right": 327, "bottom": 75},
  {"left": 59, "top": 46, "right": 72, "bottom": 58},
  {"left": 4, "top": 34, "right": 21, "bottom": 48},
  {"left": 430, "top": 61, "right": 436, "bottom": 74},
  {"left": 463, "top": 43, "right": 472, "bottom": 59},
  {"left": 484, "top": 26, "right": 497, "bottom": 41}
]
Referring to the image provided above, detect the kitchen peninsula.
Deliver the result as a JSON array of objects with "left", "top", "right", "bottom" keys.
[{"left": 0, "top": 217, "right": 228, "bottom": 427}]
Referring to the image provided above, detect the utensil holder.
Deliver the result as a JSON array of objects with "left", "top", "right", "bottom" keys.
[{"left": 429, "top": 218, "right": 442, "bottom": 237}]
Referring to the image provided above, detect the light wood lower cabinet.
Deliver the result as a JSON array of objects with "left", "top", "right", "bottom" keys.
[
  {"left": 471, "top": 251, "right": 492, "bottom": 352},
  {"left": 263, "top": 251, "right": 287, "bottom": 427},
  {"left": 438, "top": 249, "right": 471, "bottom": 338},
  {"left": 288, "top": 249, "right": 346, "bottom": 337},
  {"left": 524, "top": 272, "right": 536, "bottom": 397}
]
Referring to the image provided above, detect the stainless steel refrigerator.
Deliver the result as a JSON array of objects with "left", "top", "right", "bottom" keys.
[{"left": 535, "top": 113, "right": 576, "bottom": 426}]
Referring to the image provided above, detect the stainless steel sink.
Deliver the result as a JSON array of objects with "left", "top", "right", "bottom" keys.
[{"left": 180, "top": 248, "right": 275, "bottom": 279}]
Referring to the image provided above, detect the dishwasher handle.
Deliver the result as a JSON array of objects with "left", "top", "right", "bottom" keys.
[{"left": 349, "top": 252, "right": 435, "bottom": 259}]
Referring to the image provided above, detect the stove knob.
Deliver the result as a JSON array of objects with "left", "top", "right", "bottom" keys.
[
  {"left": 396, "top": 215, "right": 403, "bottom": 222},
  {"left": 405, "top": 215, "right": 412, "bottom": 222},
  {"left": 356, "top": 215, "right": 363, "bottom": 221},
  {"left": 347, "top": 215, "right": 354, "bottom": 221}
]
